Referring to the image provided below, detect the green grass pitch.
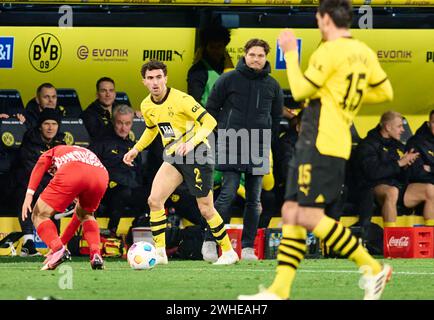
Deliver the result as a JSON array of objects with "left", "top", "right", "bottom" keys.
[{"left": 1, "top": 257, "right": 434, "bottom": 300}]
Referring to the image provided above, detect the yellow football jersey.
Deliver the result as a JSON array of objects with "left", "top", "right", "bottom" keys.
[
  {"left": 135, "top": 88, "right": 211, "bottom": 155},
  {"left": 290, "top": 37, "right": 389, "bottom": 159}
]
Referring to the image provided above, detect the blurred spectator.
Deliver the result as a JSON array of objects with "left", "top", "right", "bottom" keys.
[
  {"left": 187, "top": 25, "right": 233, "bottom": 107},
  {"left": 24, "top": 83, "right": 62, "bottom": 129},
  {"left": 207, "top": 38, "right": 283, "bottom": 260},
  {"left": 80, "top": 77, "right": 116, "bottom": 141},
  {"left": 273, "top": 107, "right": 303, "bottom": 209},
  {"left": 354, "top": 111, "right": 434, "bottom": 226},
  {"left": 406, "top": 110, "right": 434, "bottom": 185},
  {"left": 0, "top": 90, "right": 26, "bottom": 122},
  {"left": 12, "top": 108, "right": 65, "bottom": 256},
  {"left": 404, "top": 110, "right": 434, "bottom": 225},
  {"left": 89, "top": 104, "right": 146, "bottom": 236}
]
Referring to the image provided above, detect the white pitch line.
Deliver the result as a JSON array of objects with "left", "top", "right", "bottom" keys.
[{"left": 1, "top": 265, "right": 434, "bottom": 276}]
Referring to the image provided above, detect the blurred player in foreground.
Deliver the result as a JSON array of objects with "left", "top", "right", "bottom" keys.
[{"left": 239, "top": 0, "right": 394, "bottom": 300}]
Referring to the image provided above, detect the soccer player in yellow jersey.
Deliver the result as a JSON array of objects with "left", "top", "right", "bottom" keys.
[
  {"left": 123, "top": 60, "right": 238, "bottom": 265},
  {"left": 239, "top": 0, "right": 394, "bottom": 300}
]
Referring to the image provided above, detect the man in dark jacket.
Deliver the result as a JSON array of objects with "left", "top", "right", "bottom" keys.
[
  {"left": 80, "top": 77, "right": 116, "bottom": 141},
  {"left": 89, "top": 104, "right": 145, "bottom": 236},
  {"left": 206, "top": 38, "right": 283, "bottom": 260},
  {"left": 13, "top": 108, "right": 65, "bottom": 256},
  {"left": 354, "top": 111, "right": 434, "bottom": 227},
  {"left": 24, "top": 83, "right": 63, "bottom": 129},
  {"left": 406, "top": 110, "right": 434, "bottom": 185}
]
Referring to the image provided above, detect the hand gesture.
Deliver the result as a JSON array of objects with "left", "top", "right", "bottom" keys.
[
  {"left": 21, "top": 193, "right": 33, "bottom": 221},
  {"left": 15, "top": 113, "right": 26, "bottom": 123},
  {"left": 398, "top": 148, "right": 419, "bottom": 167},
  {"left": 123, "top": 148, "right": 139, "bottom": 167},
  {"left": 176, "top": 141, "right": 194, "bottom": 157},
  {"left": 278, "top": 29, "right": 298, "bottom": 54}
]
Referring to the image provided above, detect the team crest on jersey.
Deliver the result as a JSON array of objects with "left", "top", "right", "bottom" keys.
[{"left": 158, "top": 122, "right": 175, "bottom": 138}]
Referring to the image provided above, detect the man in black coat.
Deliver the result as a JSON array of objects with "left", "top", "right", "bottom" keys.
[
  {"left": 406, "top": 110, "right": 434, "bottom": 185},
  {"left": 354, "top": 111, "right": 434, "bottom": 227},
  {"left": 206, "top": 38, "right": 283, "bottom": 261},
  {"left": 24, "top": 83, "right": 64, "bottom": 129},
  {"left": 80, "top": 77, "right": 116, "bottom": 141},
  {"left": 14, "top": 108, "right": 66, "bottom": 256},
  {"left": 89, "top": 104, "right": 146, "bottom": 236}
]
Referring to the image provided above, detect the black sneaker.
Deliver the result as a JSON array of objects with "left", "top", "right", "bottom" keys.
[
  {"left": 91, "top": 254, "right": 105, "bottom": 270},
  {"left": 20, "top": 240, "right": 41, "bottom": 257}
]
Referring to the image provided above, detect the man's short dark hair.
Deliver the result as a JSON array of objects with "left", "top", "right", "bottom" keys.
[
  {"left": 141, "top": 60, "right": 167, "bottom": 78},
  {"left": 244, "top": 39, "right": 270, "bottom": 55},
  {"left": 199, "top": 25, "right": 231, "bottom": 47},
  {"left": 429, "top": 110, "right": 434, "bottom": 120},
  {"left": 36, "top": 83, "right": 56, "bottom": 96},
  {"left": 96, "top": 77, "right": 115, "bottom": 91},
  {"left": 318, "top": 0, "right": 353, "bottom": 28}
]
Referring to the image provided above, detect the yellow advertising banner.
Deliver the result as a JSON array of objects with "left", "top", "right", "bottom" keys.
[
  {"left": 0, "top": 27, "right": 195, "bottom": 110},
  {"left": 1, "top": 0, "right": 434, "bottom": 7},
  {"left": 0, "top": 27, "right": 433, "bottom": 116},
  {"left": 227, "top": 28, "right": 434, "bottom": 115}
]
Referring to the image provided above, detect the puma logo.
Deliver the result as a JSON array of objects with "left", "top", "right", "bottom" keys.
[
  {"left": 174, "top": 50, "right": 185, "bottom": 61},
  {"left": 299, "top": 186, "right": 309, "bottom": 196}
]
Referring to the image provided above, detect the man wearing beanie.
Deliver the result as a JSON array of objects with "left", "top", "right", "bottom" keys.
[{"left": 12, "top": 108, "right": 66, "bottom": 256}]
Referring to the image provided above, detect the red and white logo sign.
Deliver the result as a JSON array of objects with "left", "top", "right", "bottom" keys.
[{"left": 388, "top": 236, "right": 410, "bottom": 247}]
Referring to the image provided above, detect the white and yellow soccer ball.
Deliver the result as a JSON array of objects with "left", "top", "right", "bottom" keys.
[{"left": 127, "top": 241, "right": 157, "bottom": 270}]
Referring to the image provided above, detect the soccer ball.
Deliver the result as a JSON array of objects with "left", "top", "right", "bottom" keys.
[{"left": 127, "top": 241, "right": 157, "bottom": 270}]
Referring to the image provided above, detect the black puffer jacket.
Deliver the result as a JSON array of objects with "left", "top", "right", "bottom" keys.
[
  {"left": 353, "top": 125, "right": 407, "bottom": 189},
  {"left": 80, "top": 100, "right": 114, "bottom": 141},
  {"left": 89, "top": 128, "right": 143, "bottom": 189},
  {"left": 406, "top": 121, "right": 434, "bottom": 184},
  {"left": 206, "top": 58, "right": 283, "bottom": 174}
]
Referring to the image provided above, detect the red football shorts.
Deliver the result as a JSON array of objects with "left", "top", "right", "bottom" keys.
[{"left": 40, "top": 162, "right": 109, "bottom": 213}]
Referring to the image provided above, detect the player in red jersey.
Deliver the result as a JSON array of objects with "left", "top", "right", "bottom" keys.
[{"left": 21, "top": 145, "right": 109, "bottom": 270}]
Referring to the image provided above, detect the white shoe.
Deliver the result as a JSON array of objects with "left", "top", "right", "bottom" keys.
[
  {"left": 155, "top": 247, "right": 168, "bottom": 265},
  {"left": 213, "top": 249, "right": 239, "bottom": 265},
  {"left": 201, "top": 241, "right": 218, "bottom": 262},
  {"left": 361, "top": 264, "right": 392, "bottom": 300},
  {"left": 241, "top": 247, "right": 258, "bottom": 261},
  {"left": 238, "top": 286, "right": 282, "bottom": 300}
]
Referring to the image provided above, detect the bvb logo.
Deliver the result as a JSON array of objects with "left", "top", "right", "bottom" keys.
[
  {"left": 1, "top": 132, "right": 14, "bottom": 147},
  {"left": 128, "top": 131, "right": 135, "bottom": 141},
  {"left": 64, "top": 132, "right": 74, "bottom": 145},
  {"left": 29, "top": 33, "right": 62, "bottom": 73}
]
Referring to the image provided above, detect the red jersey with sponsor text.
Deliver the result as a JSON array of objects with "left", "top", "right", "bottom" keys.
[{"left": 27, "top": 145, "right": 106, "bottom": 194}]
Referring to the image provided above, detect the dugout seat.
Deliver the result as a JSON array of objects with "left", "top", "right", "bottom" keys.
[
  {"left": 130, "top": 117, "right": 145, "bottom": 142},
  {"left": 56, "top": 88, "right": 83, "bottom": 118},
  {"left": 60, "top": 118, "right": 90, "bottom": 147},
  {"left": 401, "top": 117, "right": 413, "bottom": 144},
  {"left": 350, "top": 123, "right": 361, "bottom": 149},
  {"left": 115, "top": 91, "right": 132, "bottom": 107},
  {"left": 0, "top": 118, "right": 26, "bottom": 149},
  {"left": 0, "top": 89, "right": 25, "bottom": 117}
]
